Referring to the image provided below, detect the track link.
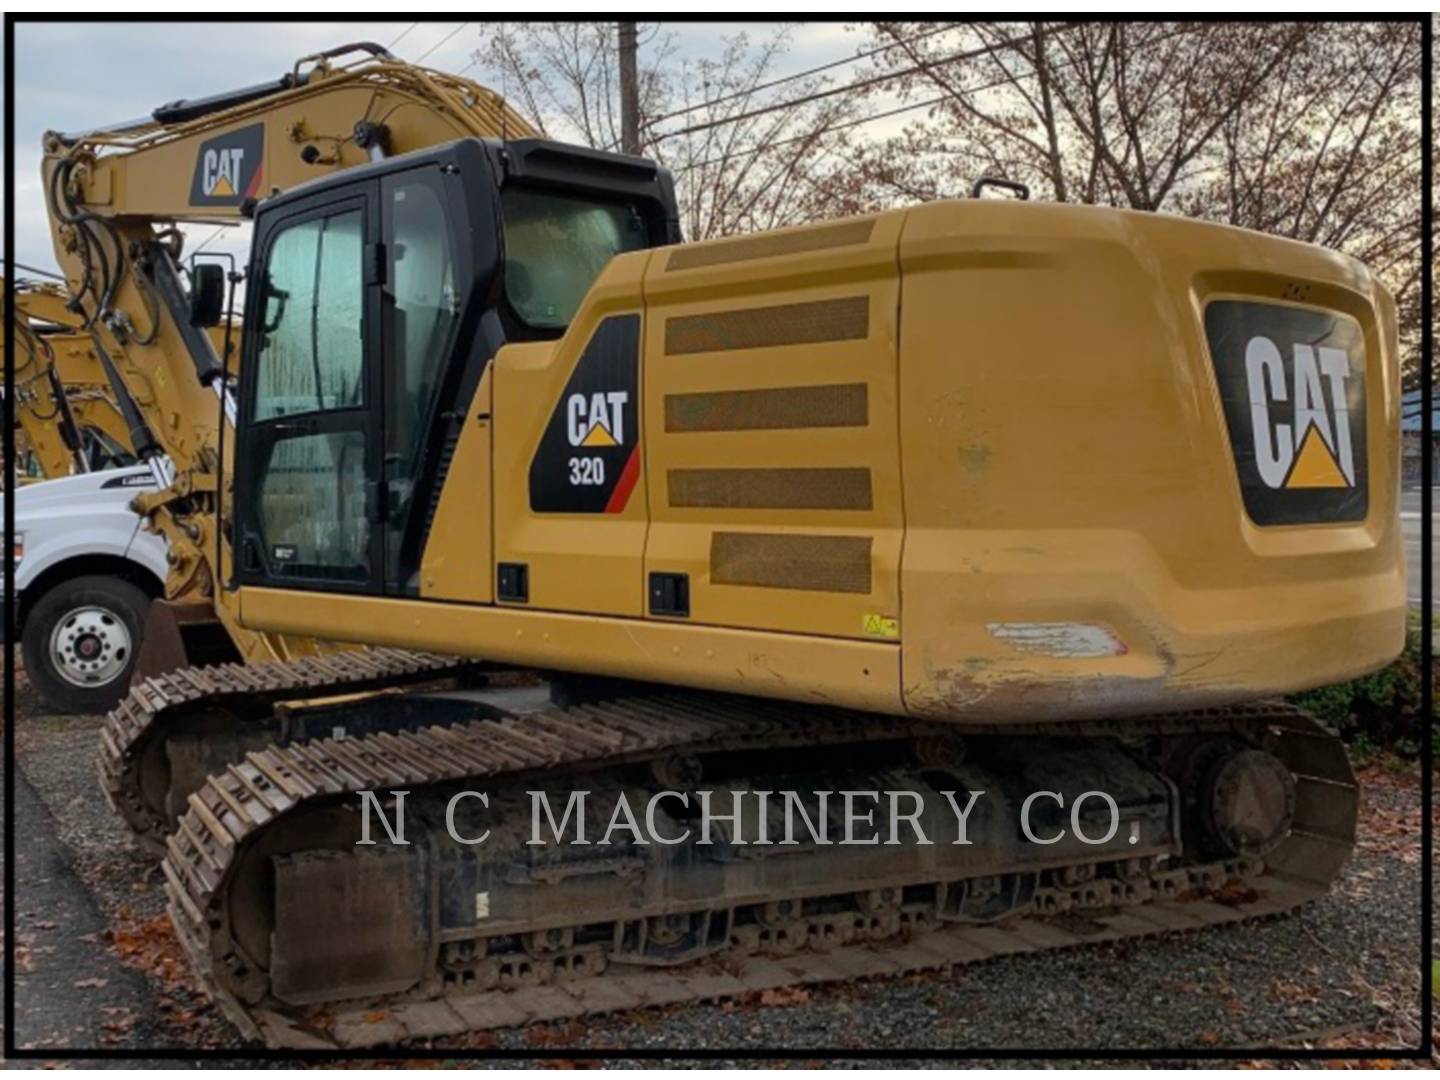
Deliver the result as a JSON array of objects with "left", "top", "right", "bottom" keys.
[
  {"left": 157, "top": 676, "right": 1357, "bottom": 1050},
  {"left": 98, "top": 648, "right": 488, "bottom": 852}
]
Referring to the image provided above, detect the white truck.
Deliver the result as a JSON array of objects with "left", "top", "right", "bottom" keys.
[{"left": 5, "top": 465, "right": 166, "bottom": 712}]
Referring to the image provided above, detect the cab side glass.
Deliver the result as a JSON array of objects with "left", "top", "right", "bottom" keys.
[
  {"left": 500, "top": 188, "right": 646, "bottom": 330},
  {"left": 253, "top": 211, "right": 365, "bottom": 421}
]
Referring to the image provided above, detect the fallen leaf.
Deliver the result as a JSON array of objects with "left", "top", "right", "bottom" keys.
[{"left": 759, "top": 986, "right": 812, "bottom": 1007}]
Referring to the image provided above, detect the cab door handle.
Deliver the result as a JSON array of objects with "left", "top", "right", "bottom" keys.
[
  {"left": 365, "top": 479, "right": 391, "bottom": 524},
  {"left": 272, "top": 417, "right": 317, "bottom": 436}
]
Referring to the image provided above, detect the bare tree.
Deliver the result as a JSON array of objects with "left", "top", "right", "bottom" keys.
[
  {"left": 1184, "top": 21, "right": 1423, "bottom": 381},
  {"left": 469, "top": 21, "right": 1423, "bottom": 380},
  {"left": 850, "top": 20, "right": 1423, "bottom": 382},
  {"left": 851, "top": 21, "right": 1315, "bottom": 207},
  {"left": 473, "top": 22, "right": 667, "bottom": 150},
  {"left": 470, "top": 22, "right": 874, "bottom": 239}
]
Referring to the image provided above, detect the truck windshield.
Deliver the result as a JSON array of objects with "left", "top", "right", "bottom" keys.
[{"left": 500, "top": 188, "right": 647, "bottom": 330}]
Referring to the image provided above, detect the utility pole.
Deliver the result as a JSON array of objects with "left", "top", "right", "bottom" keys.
[{"left": 618, "top": 21, "right": 640, "bottom": 155}]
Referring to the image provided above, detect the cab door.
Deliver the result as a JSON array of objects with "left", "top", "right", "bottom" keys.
[
  {"left": 235, "top": 189, "right": 384, "bottom": 593},
  {"left": 376, "top": 169, "right": 479, "bottom": 596}
]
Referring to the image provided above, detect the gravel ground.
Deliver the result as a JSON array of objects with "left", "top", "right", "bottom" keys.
[{"left": 4, "top": 656, "right": 1433, "bottom": 1067}]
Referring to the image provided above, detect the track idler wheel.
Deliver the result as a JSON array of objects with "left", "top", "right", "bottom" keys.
[{"left": 1196, "top": 746, "right": 1296, "bottom": 858}]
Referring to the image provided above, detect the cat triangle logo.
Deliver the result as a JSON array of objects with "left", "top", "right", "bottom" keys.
[
  {"left": 209, "top": 174, "right": 236, "bottom": 197},
  {"left": 580, "top": 420, "right": 618, "bottom": 447},
  {"left": 566, "top": 390, "right": 628, "bottom": 448},
  {"left": 1285, "top": 424, "right": 1348, "bottom": 488},
  {"left": 1243, "top": 335, "right": 1357, "bottom": 491}
]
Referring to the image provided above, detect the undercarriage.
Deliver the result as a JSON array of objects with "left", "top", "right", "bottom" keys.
[{"left": 102, "top": 658, "right": 1356, "bottom": 1049}]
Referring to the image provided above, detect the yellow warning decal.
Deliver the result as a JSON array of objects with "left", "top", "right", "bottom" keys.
[
  {"left": 1285, "top": 425, "right": 1348, "bottom": 489},
  {"left": 861, "top": 613, "right": 899, "bottom": 639}
]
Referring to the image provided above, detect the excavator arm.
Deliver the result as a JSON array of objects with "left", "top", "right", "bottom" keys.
[
  {"left": 41, "top": 43, "right": 536, "bottom": 669},
  {"left": 9, "top": 281, "right": 90, "bottom": 480},
  {"left": 7, "top": 278, "right": 136, "bottom": 480}
]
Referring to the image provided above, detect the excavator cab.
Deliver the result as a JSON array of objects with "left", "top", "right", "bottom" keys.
[{"left": 231, "top": 137, "right": 679, "bottom": 598}]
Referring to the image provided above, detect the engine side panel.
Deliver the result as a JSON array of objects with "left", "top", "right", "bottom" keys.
[{"left": 639, "top": 215, "right": 905, "bottom": 642}]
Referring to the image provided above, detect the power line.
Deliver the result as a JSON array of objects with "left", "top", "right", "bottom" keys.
[
  {"left": 643, "top": 21, "right": 963, "bottom": 130},
  {"left": 650, "top": 21, "right": 1083, "bottom": 144},
  {"left": 190, "top": 224, "right": 233, "bottom": 258},
  {"left": 679, "top": 91, "right": 950, "bottom": 171},
  {"left": 6, "top": 259, "right": 64, "bottom": 280},
  {"left": 673, "top": 23, "right": 1192, "bottom": 174},
  {"left": 414, "top": 22, "right": 470, "bottom": 65},
  {"left": 600, "top": 21, "right": 971, "bottom": 154},
  {"left": 387, "top": 21, "right": 419, "bottom": 50}
]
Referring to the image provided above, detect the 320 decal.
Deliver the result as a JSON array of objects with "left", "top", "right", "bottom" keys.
[{"left": 529, "top": 315, "right": 642, "bottom": 514}]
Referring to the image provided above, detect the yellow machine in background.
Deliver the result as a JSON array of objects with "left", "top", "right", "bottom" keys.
[
  {"left": 8, "top": 279, "right": 137, "bottom": 481},
  {"left": 5, "top": 279, "right": 253, "bottom": 713},
  {"left": 40, "top": 44, "right": 1404, "bottom": 1048}
]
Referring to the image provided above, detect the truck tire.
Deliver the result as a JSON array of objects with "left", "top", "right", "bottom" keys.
[{"left": 21, "top": 575, "right": 149, "bottom": 714}]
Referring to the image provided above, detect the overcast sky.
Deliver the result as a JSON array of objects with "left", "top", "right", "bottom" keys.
[{"left": 6, "top": 19, "right": 876, "bottom": 282}]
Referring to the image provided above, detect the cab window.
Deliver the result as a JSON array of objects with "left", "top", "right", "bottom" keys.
[
  {"left": 500, "top": 189, "right": 646, "bottom": 330},
  {"left": 253, "top": 210, "right": 365, "bottom": 421}
]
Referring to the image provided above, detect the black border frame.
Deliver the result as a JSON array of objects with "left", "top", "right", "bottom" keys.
[{"left": 1, "top": 13, "right": 1431, "bottom": 1065}]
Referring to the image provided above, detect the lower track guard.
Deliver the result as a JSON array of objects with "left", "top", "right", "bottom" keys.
[{"left": 158, "top": 692, "right": 1357, "bottom": 1049}]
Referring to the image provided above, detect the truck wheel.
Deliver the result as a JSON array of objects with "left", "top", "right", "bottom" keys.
[{"left": 21, "top": 575, "right": 149, "bottom": 714}]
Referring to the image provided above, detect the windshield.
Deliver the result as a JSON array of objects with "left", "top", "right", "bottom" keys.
[{"left": 501, "top": 188, "right": 647, "bottom": 330}]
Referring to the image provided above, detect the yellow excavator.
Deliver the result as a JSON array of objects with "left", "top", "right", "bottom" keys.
[
  {"left": 8, "top": 279, "right": 137, "bottom": 481},
  {"left": 44, "top": 44, "right": 1404, "bottom": 1048}
]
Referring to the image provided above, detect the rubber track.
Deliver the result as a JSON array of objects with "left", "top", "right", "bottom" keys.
[
  {"left": 97, "top": 647, "right": 489, "bottom": 850},
  {"left": 159, "top": 685, "right": 1357, "bottom": 1050}
]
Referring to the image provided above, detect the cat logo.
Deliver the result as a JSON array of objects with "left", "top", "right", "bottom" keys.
[
  {"left": 1205, "top": 299, "right": 1367, "bottom": 526},
  {"left": 202, "top": 147, "right": 246, "bottom": 198},
  {"left": 567, "top": 390, "right": 629, "bottom": 448},
  {"left": 1245, "top": 337, "right": 1355, "bottom": 490},
  {"left": 188, "top": 124, "right": 264, "bottom": 207}
]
